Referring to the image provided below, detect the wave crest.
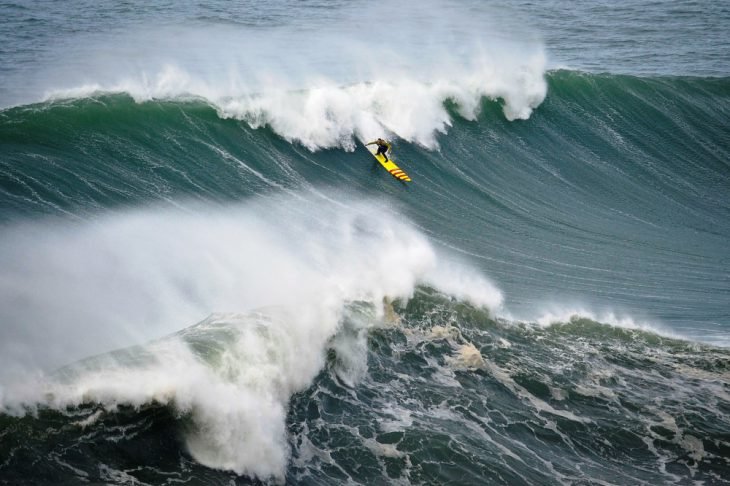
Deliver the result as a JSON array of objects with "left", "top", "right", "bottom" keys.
[{"left": 45, "top": 54, "right": 546, "bottom": 151}]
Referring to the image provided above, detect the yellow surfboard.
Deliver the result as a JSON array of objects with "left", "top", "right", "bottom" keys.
[{"left": 366, "top": 145, "right": 412, "bottom": 182}]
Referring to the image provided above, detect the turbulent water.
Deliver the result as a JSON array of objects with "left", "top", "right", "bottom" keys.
[{"left": 1, "top": 1, "right": 729, "bottom": 485}]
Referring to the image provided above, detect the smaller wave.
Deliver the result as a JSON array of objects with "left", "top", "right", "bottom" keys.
[
  {"left": 2, "top": 284, "right": 727, "bottom": 483},
  {"left": 0, "top": 193, "right": 504, "bottom": 479},
  {"left": 531, "top": 307, "right": 684, "bottom": 341}
]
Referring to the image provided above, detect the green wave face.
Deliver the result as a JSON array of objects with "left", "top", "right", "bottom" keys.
[
  {"left": 1, "top": 73, "right": 728, "bottom": 216},
  {"left": 1, "top": 71, "right": 729, "bottom": 485},
  {"left": 1, "top": 73, "right": 728, "bottom": 337}
]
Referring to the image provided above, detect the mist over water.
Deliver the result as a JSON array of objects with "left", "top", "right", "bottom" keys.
[
  {"left": 0, "top": 194, "right": 501, "bottom": 378},
  {"left": 1, "top": 0, "right": 548, "bottom": 121},
  {"left": 0, "top": 194, "right": 505, "bottom": 480},
  {"left": 6, "top": 5, "right": 547, "bottom": 152}
]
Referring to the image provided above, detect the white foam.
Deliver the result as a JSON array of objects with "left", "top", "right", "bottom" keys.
[
  {"left": 423, "top": 261, "right": 504, "bottom": 310},
  {"left": 522, "top": 305, "right": 683, "bottom": 341},
  {"left": 20, "top": 1, "right": 547, "bottom": 151},
  {"left": 0, "top": 193, "right": 505, "bottom": 479},
  {"left": 41, "top": 57, "right": 546, "bottom": 152}
]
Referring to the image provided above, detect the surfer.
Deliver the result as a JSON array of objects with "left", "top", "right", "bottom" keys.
[{"left": 366, "top": 138, "right": 392, "bottom": 161}]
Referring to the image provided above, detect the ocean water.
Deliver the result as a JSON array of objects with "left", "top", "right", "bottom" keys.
[{"left": 1, "top": 1, "right": 729, "bottom": 484}]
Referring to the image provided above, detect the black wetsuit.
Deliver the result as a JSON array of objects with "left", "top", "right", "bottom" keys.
[{"left": 376, "top": 142, "right": 389, "bottom": 161}]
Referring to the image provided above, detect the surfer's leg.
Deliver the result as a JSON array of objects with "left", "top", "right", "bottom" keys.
[{"left": 378, "top": 146, "right": 388, "bottom": 161}]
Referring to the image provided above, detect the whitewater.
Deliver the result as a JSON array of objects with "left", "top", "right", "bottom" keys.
[{"left": 1, "top": 0, "right": 729, "bottom": 484}]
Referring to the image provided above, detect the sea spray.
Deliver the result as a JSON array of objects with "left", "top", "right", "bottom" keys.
[
  {"left": 41, "top": 54, "right": 546, "bottom": 152},
  {"left": 6, "top": 0, "right": 548, "bottom": 149},
  {"left": 0, "top": 193, "right": 506, "bottom": 479}
]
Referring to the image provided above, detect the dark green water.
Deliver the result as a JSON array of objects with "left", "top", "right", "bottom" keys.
[
  {"left": 2, "top": 72, "right": 728, "bottom": 337},
  {"left": 1, "top": 291, "right": 729, "bottom": 484},
  {"left": 1, "top": 70, "right": 729, "bottom": 485}
]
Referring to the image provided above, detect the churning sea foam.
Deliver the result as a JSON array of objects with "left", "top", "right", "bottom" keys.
[{"left": 0, "top": 192, "right": 503, "bottom": 479}]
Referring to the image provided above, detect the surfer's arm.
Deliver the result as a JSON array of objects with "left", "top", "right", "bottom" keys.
[{"left": 365, "top": 141, "right": 376, "bottom": 146}]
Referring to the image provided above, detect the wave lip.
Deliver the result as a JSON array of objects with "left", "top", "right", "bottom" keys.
[
  {"left": 39, "top": 51, "right": 546, "bottom": 152},
  {"left": 3, "top": 0, "right": 550, "bottom": 151}
]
